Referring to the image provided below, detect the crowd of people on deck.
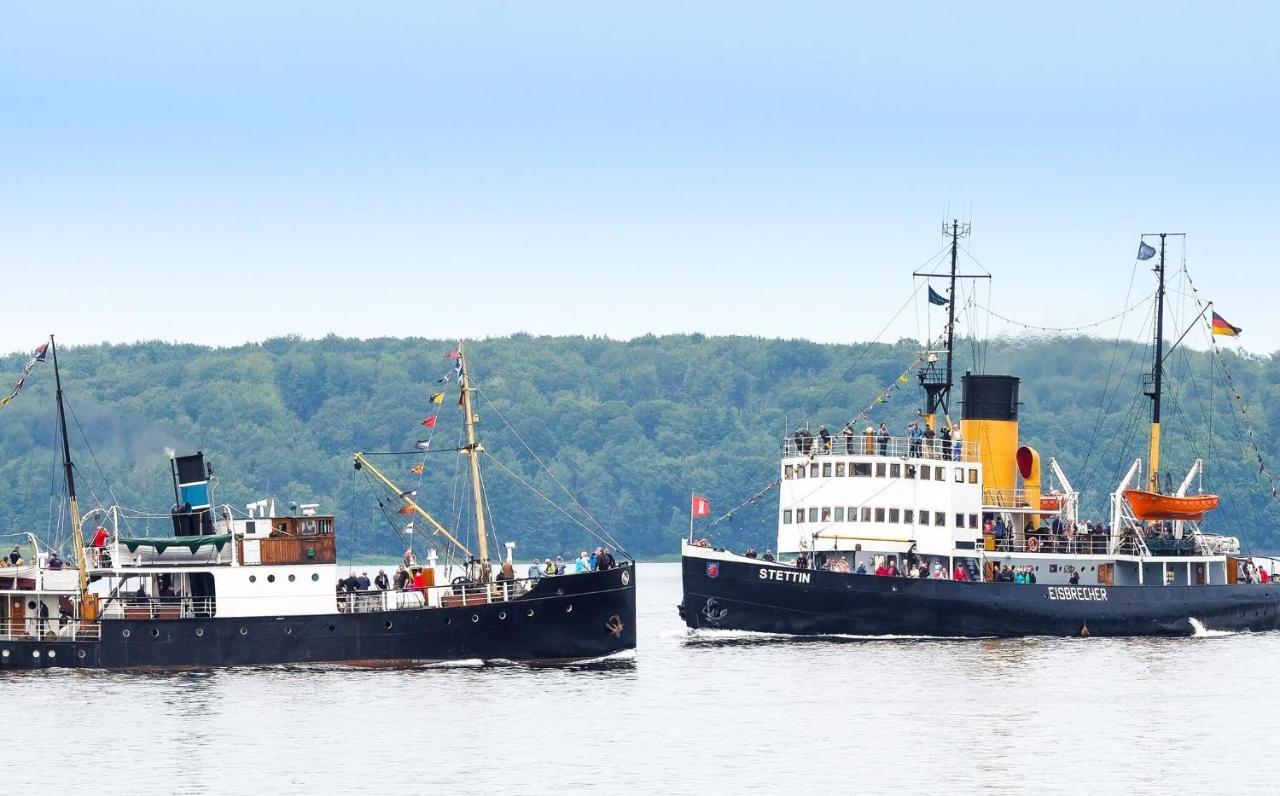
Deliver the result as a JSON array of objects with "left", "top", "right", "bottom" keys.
[
  {"left": 790, "top": 418, "right": 966, "bottom": 462},
  {"left": 337, "top": 546, "right": 620, "bottom": 598},
  {"left": 986, "top": 516, "right": 1112, "bottom": 554}
]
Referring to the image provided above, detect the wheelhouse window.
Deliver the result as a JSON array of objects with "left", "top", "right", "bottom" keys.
[
  {"left": 810, "top": 463, "right": 819, "bottom": 478},
  {"left": 874, "top": 508, "right": 886, "bottom": 523},
  {"left": 796, "top": 509, "right": 806, "bottom": 524},
  {"left": 955, "top": 513, "right": 965, "bottom": 528},
  {"left": 889, "top": 463, "right": 901, "bottom": 478},
  {"left": 921, "top": 466, "right": 931, "bottom": 481},
  {"left": 861, "top": 507, "right": 872, "bottom": 522},
  {"left": 835, "top": 462, "right": 846, "bottom": 477},
  {"left": 822, "top": 463, "right": 832, "bottom": 478},
  {"left": 847, "top": 506, "right": 858, "bottom": 522},
  {"left": 904, "top": 509, "right": 914, "bottom": 524},
  {"left": 796, "top": 465, "right": 806, "bottom": 479},
  {"left": 934, "top": 511, "right": 945, "bottom": 527},
  {"left": 919, "top": 507, "right": 928, "bottom": 524},
  {"left": 955, "top": 468, "right": 964, "bottom": 483},
  {"left": 889, "top": 508, "right": 900, "bottom": 524},
  {"left": 784, "top": 464, "right": 795, "bottom": 479},
  {"left": 969, "top": 513, "right": 979, "bottom": 529},
  {"left": 821, "top": 507, "right": 832, "bottom": 522},
  {"left": 834, "top": 507, "right": 845, "bottom": 522},
  {"left": 808, "top": 507, "right": 819, "bottom": 523},
  {"left": 968, "top": 468, "right": 979, "bottom": 484},
  {"left": 782, "top": 509, "right": 793, "bottom": 524},
  {"left": 875, "top": 462, "right": 887, "bottom": 478},
  {"left": 852, "top": 463, "right": 872, "bottom": 477},
  {"left": 934, "top": 466, "right": 944, "bottom": 481}
]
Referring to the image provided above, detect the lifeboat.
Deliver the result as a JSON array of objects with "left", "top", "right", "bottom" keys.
[
  {"left": 1122, "top": 489, "right": 1219, "bottom": 521},
  {"left": 1040, "top": 493, "right": 1063, "bottom": 511}
]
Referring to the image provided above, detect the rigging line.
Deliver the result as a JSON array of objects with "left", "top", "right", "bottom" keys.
[
  {"left": 474, "top": 386, "right": 613, "bottom": 539},
  {"left": 481, "top": 452, "right": 631, "bottom": 559},
  {"left": 62, "top": 397, "right": 127, "bottom": 523},
  {"left": 975, "top": 294, "right": 1152, "bottom": 335},
  {"left": 359, "top": 447, "right": 469, "bottom": 456},
  {"left": 805, "top": 246, "right": 949, "bottom": 422}
]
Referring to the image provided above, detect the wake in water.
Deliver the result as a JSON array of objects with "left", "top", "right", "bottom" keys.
[
  {"left": 684, "top": 628, "right": 990, "bottom": 644},
  {"left": 1188, "top": 618, "right": 1241, "bottom": 638}
]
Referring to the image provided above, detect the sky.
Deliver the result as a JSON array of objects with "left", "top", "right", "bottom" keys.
[{"left": 1, "top": 2, "right": 1276, "bottom": 356}]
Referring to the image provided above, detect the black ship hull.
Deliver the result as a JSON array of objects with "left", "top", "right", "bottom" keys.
[
  {"left": 2, "top": 566, "right": 635, "bottom": 670},
  {"left": 679, "top": 556, "right": 1280, "bottom": 638}
]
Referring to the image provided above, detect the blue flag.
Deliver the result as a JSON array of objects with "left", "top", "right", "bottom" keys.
[
  {"left": 928, "top": 286, "right": 949, "bottom": 306},
  {"left": 1137, "top": 241, "right": 1157, "bottom": 261}
]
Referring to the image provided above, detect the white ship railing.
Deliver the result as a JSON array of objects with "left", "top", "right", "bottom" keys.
[
  {"left": 783, "top": 435, "right": 980, "bottom": 463},
  {"left": 98, "top": 595, "right": 217, "bottom": 620},
  {"left": 337, "top": 574, "right": 580, "bottom": 614},
  {"left": 0, "top": 618, "right": 101, "bottom": 642}
]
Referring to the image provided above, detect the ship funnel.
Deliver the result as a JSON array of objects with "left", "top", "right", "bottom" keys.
[
  {"left": 1017, "top": 445, "right": 1042, "bottom": 528},
  {"left": 960, "top": 374, "right": 1020, "bottom": 509},
  {"left": 171, "top": 451, "right": 216, "bottom": 536}
]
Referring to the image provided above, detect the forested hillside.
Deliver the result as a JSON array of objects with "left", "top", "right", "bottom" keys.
[{"left": 1, "top": 333, "right": 1276, "bottom": 560}]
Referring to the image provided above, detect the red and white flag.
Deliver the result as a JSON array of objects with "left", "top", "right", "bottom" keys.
[{"left": 691, "top": 494, "right": 711, "bottom": 518}]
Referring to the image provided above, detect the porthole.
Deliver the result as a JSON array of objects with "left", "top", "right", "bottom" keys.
[
  {"left": 565, "top": 604, "right": 573, "bottom": 613},
  {"left": 239, "top": 627, "right": 248, "bottom": 636},
  {"left": 327, "top": 624, "right": 335, "bottom": 632},
  {"left": 621, "top": 570, "right": 631, "bottom": 586},
  {"left": 77, "top": 649, "right": 86, "bottom": 659},
  {"left": 151, "top": 628, "right": 160, "bottom": 638},
  {"left": 48, "top": 649, "right": 56, "bottom": 659},
  {"left": 498, "top": 611, "right": 506, "bottom": 620},
  {"left": 444, "top": 617, "right": 452, "bottom": 626},
  {"left": 285, "top": 627, "right": 294, "bottom": 635},
  {"left": 267, "top": 574, "right": 276, "bottom": 583},
  {"left": 249, "top": 575, "right": 257, "bottom": 583},
  {"left": 0, "top": 650, "right": 7, "bottom": 658},
  {"left": 471, "top": 614, "right": 479, "bottom": 623},
  {"left": 27, "top": 600, "right": 36, "bottom": 610},
  {"left": 384, "top": 620, "right": 393, "bottom": 630},
  {"left": 289, "top": 574, "right": 296, "bottom": 582},
  {"left": 195, "top": 628, "right": 204, "bottom": 637},
  {"left": 312, "top": 573, "right": 320, "bottom": 582},
  {"left": 32, "top": 650, "right": 40, "bottom": 658},
  {"left": 526, "top": 609, "right": 534, "bottom": 618},
  {"left": 122, "top": 629, "right": 131, "bottom": 638}
]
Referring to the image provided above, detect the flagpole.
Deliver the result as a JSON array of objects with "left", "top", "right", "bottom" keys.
[{"left": 689, "top": 492, "right": 694, "bottom": 543}]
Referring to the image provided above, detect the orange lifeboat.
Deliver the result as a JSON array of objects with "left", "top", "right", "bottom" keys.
[
  {"left": 1040, "top": 493, "right": 1063, "bottom": 511},
  {"left": 1122, "top": 489, "right": 1219, "bottom": 521}
]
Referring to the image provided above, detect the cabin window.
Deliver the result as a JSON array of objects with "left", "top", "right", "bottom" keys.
[
  {"left": 969, "top": 514, "right": 979, "bottom": 529},
  {"left": 795, "top": 509, "right": 806, "bottom": 524},
  {"left": 808, "top": 507, "right": 819, "bottom": 523},
  {"left": 782, "top": 509, "right": 793, "bottom": 524},
  {"left": 935, "top": 466, "right": 944, "bottom": 481},
  {"left": 874, "top": 508, "right": 886, "bottom": 523},
  {"left": 955, "top": 468, "right": 964, "bottom": 483},
  {"left": 784, "top": 465, "right": 795, "bottom": 479},
  {"left": 889, "top": 508, "right": 900, "bottom": 524},
  {"left": 822, "top": 463, "right": 832, "bottom": 478},
  {"left": 810, "top": 463, "right": 819, "bottom": 478},
  {"left": 904, "top": 509, "right": 914, "bottom": 524},
  {"left": 835, "top": 463, "right": 846, "bottom": 477},
  {"left": 906, "top": 464, "right": 917, "bottom": 478},
  {"left": 834, "top": 507, "right": 845, "bottom": 522},
  {"left": 796, "top": 465, "right": 806, "bottom": 479},
  {"left": 956, "top": 513, "right": 965, "bottom": 528},
  {"left": 934, "top": 511, "right": 945, "bottom": 527},
  {"left": 861, "top": 507, "right": 872, "bottom": 522},
  {"left": 821, "top": 507, "right": 832, "bottom": 522},
  {"left": 852, "top": 463, "right": 872, "bottom": 477},
  {"left": 890, "top": 463, "right": 901, "bottom": 478},
  {"left": 918, "top": 507, "right": 928, "bottom": 524},
  {"left": 245, "top": 521, "right": 256, "bottom": 535},
  {"left": 968, "top": 468, "right": 979, "bottom": 484},
  {"left": 875, "top": 462, "right": 887, "bottom": 478},
  {"left": 921, "top": 466, "right": 931, "bottom": 481},
  {"left": 847, "top": 506, "right": 858, "bottom": 522}
]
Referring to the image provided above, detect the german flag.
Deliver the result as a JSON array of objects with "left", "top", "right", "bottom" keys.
[{"left": 1211, "top": 311, "right": 1242, "bottom": 337}]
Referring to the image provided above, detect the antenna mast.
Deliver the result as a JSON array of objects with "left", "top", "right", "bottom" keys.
[
  {"left": 916, "top": 219, "right": 985, "bottom": 428},
  {"left": 1142, "top": 232, "right": 1182, "bottom": 492}
]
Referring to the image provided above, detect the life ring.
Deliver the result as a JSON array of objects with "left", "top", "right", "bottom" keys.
[{"left": 1026, "top": 535, "right": 1040, "bottom": 553}]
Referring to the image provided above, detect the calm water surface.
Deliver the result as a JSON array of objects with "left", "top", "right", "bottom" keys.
[{"left": 6, "top": 563, "right": 1278, "bottom": 794}]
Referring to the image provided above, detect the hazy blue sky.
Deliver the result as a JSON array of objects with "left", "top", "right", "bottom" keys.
[{"left": 1, "top": 2, "right": 1275, "bottom": 356}]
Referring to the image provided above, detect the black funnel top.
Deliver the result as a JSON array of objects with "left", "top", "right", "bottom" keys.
[{"left": 961, "top": 373, "right": 1020, "bottom": 421}]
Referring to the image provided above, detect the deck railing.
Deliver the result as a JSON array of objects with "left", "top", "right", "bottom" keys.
[
  {"left": 0, "top": 618, "right": 101, "bottom": 642},
  {"left": 784, "top": 435, "right": 980, "bottom": 463},
  {"left": 98, "top": 595, "right": 217, "bottom": 620},
  {"left": 337, "top": 573, "right": 580, "bottom": 614}
]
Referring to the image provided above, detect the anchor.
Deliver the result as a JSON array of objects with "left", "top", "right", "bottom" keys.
[
  {"left": 700, "top": 597, "right": 728, "bottom": 625},
  {"left": 606, "top": 615, "right": 625, "bottom": 638}
]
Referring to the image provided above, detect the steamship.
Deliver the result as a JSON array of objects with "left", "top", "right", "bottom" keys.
[
  {"left": 679, "top": 228, "right": 1280, "bottom": 638},
  {"left": 1, "top": 340, "right": 635, "bottom": 669}
]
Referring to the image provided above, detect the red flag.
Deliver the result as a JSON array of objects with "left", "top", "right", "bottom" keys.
[
  {"left": 691, "top": 494, "right": 711, "bottom": 518},
  {"left": 398, "top": 506, "right": 415, "bottom": 515},
  {"left": 422, "top": 416, "right": 438, "bottom": 428},
  {"left": 446, "top": 349, "right": 461, "bottom": 360}
]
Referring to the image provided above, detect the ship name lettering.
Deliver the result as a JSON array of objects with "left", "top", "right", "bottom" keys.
[
  {"left": 1047, "top": 586, "right": 1108, "bottom": 602},
  {"left": 758, "top": 568, "right": 812, "bottom": 584}
]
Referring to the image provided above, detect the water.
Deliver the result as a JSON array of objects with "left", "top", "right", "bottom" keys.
[{"left": 6, "top": 563, "right": 1279, "bottom": 794}]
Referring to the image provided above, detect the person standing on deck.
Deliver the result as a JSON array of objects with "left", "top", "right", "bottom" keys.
[
  {"left": 818, "top": 425, "right": 832, "bottom": 453},
  {"left": 908, "top": 421, "right": 923, "bottom": 458},
  {"left": 528, "top": 559, "right": 544, "bottom": 580},
  {"left": 940, "top": 425, "right": 952, "bottom": 460},
  {"left": 841, "top": 422, "right": 855, "bottom": 454},
  {"left": 923, "top": 425, "right": 936, "bottom": 458},
  {"left": 951, "top": 425, "right": 963, "bottom": 461},
  {"left": 876, "top": 423, "right": 890, "bottom": 456}
]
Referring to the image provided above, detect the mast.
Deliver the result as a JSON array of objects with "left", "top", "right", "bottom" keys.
[
  {"left": 51, "top": 336, "right": 89, "bottom": 594},
  {"left": 457, "top": 341, "right": 490, "bottom": 563},
  {"left": 916, "top": 220, "right": 982, "bottom": 428},
  {"left": 1145, "top": 233, "right": 1168, "bottom": 492}
]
